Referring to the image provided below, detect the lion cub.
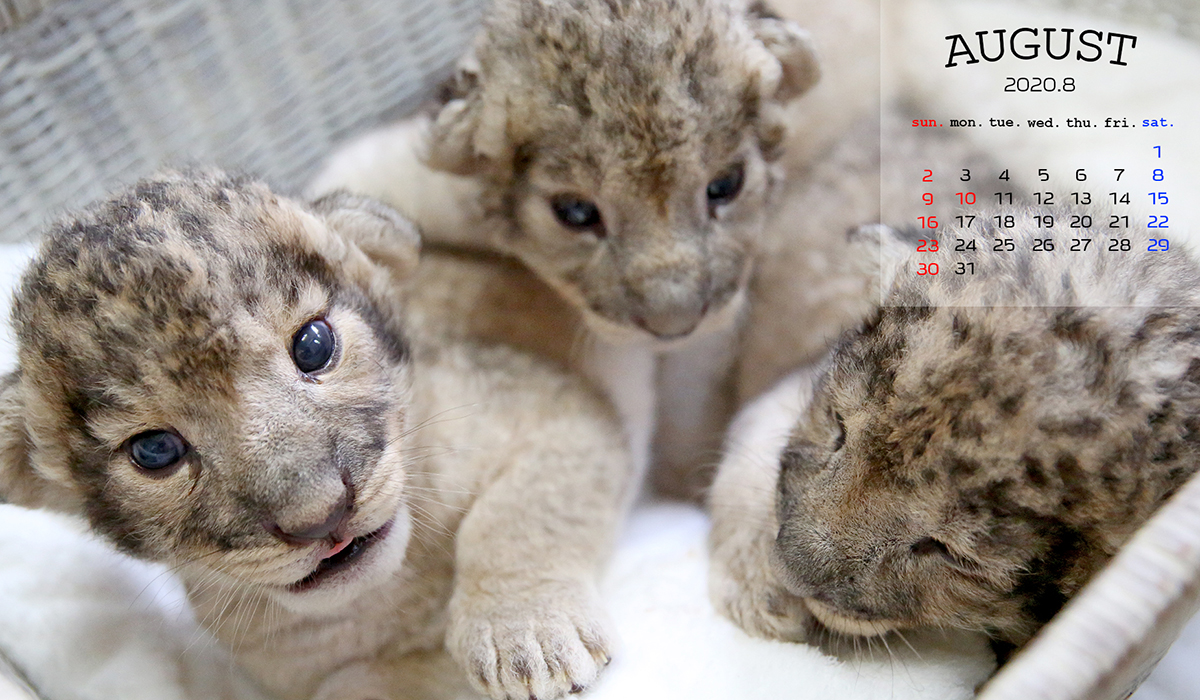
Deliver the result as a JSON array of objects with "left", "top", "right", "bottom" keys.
[
  {"left": 712, "top": 220, "right": 1200, "bottom": 662},
  {"left": 0, "top": 170, "right": 631, "bottom": 700},
  {"left": 311, "top": 0, "right": 822, "bottom": 496}
]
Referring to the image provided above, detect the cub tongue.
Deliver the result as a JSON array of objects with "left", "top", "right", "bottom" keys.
[{"left": 323, "top": 537, "right": 352, "bottom": 560}]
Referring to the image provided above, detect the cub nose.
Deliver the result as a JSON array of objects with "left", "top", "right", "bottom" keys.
[{"left": 265, "top": 486, "right": 354, "bottom": 546}]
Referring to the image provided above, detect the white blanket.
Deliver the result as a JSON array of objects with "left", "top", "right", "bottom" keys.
[{"left": 0, "top": 501, "right": 996, "bottom": 700}]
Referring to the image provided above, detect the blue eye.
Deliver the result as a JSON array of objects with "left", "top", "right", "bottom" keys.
[
  {"left": 128, "top": 431, "right": 187, "bottom": 471},
  {"left": 550, "top": 196, "right": 604, "bottom": 233},
  {"left": 292, "top": 319, "right": 335, "bottom": 374},
  {"left": 706, "top": 163, "right": 745, "bottom": 206}
]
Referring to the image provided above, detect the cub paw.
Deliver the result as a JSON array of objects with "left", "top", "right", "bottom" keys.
[
  {"left": 709, "top": 550, "right": 813, "bottom": 642},
  {"left": 447, "top": 582, "right": 613, "bottom": 700}
]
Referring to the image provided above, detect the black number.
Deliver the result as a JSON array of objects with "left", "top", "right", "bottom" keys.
[
  {"left": 995, "top": 192, "right": 1013, "bottom": 204},
  {"left": 1004, "top": 77, "right": 1015, "bottom": 92},
  {"left": 955, "top": 262, "right": 976, "bottom": 275},
  {"left": 1071, "top": 192, "right": 1091, "bottom": 205},
  {"left": 1076, "top": 169, "right": 1087, "bottom": 182},
  {"left": 1069, "top": 215, "right": 1092, "bottom": 228},
  {"left": 960, "top": 169, "right": 971, "bottom": 182},
  {"left": 994, "top": 238, "right": 1015, "bottom": 251},
  {"left": 1108, "top": 239, "right": 1131, "bottom": 252},
  {"left": 1032, "top": 239, "right": 1055, "bottom": 251},
  {"left": 1034, "top": 191, "right": 1054, "bottom": 205},
  {"left": 1110, "top": 192, "right": 1130, "bottom": 204},
  {"left": 1036, "top": 215, "right": 1054, "bottom": 228},
  {"left": 1038, "top": 168, "right": 1049, "bottom": 182},
  {"left": 1109, "top": 215, "right": 1129, "bottom": 228},
  {"left": 999, "top": 169, "right": 1010, "bottom": 181},
  {"left": 955, "top": 215, "right": 976, "bottom": 227},
  {"left": 1070, "top": 238, "right": 1091, "bottom": 251},
  {"left": 954, "top": 238, "right": 977, "bottom": 251},
  {"left": 994, "top": 215, "right": 1015, "bottom": 228}
]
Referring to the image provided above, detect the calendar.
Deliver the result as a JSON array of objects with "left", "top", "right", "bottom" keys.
[{"left": 880, "top": 0, "right": 1200, "bottom": 305}]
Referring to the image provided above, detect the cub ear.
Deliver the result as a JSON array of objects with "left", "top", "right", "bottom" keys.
[
  {"left": 747, "top": 2, "right": 821, "bottom": 101},
  {"left": 424, "top": 45, "right": 513, "bottom": 176},
  {"left": 310, "top": 191, "right": 422, "bottom": 282},
  {"left": 0, "top": 372, "right": 76, "bottom": 512}
]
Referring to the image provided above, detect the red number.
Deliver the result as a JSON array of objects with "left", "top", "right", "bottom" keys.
[
  {"left": 917, "top": 262, "right": 939, "bottom": 275},
  {"left": 918, "top": 216, "right": 938, "bottom": 229},
  {"left": 922, "top": 169, "right": 933, "bottom": 182},
  {"left": 916, "top": 239, "right": 940, "bottom": 252},
  {"left": 956, "top": 192, "right": 976, "bottom": 205}
]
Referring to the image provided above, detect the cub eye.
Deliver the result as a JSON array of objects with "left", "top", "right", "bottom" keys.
[
  {"left": 706, "top": 162, "right": 745, "bottom": 208},
  {"left": 127, "top": 430, "right": 187, "bottom": 472},
  {"left": 832, "top": 411, "right": 846, "bottom": 452},
  {"left": 292, "top": 319, "right": 335, "bottom": 374},
  {"left": 550, "top": 195, "right": 604, "bottom": 234}
]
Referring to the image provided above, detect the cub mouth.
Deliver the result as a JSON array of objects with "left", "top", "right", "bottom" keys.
[
  {"left": 805, "top": 598, "right": 903, "bottom": 638},
  {"left": 288, "top": 519, "right": 394, "bottom": 593}
]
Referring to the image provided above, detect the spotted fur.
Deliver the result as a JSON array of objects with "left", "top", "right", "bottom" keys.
[
  {"left": 0, "top": 170, "right": 631, "bottom": 700},
  {"left": 423, "top": 0, "right": 817, "bottom": 340},
  {"left": 311, "top": 0, "right": 821, "bottom": 500},
  {"left": 774, "top": 220, "right": 1200, "bottom": 652}
]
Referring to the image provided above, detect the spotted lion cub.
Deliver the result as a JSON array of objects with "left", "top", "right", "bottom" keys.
[
  {"left": 713, "top": 220, "right": 1200, "bottom": 662},
  {"left": 0, "top": 170, "right": 631, "bottom": 700},
  {"left": 312, "top": 0, "right": 821, "bottom": 496}
]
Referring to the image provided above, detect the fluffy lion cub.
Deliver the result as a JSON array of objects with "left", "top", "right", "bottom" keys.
[
  {"left": 0, "top": 170, "right": 631, "bottom": 700},
  {"left": 311, "top": 0, "right": 823, "bottom": 497},
  {"left": 712, "top": 220, "right": 1200, "bottom": 664}
]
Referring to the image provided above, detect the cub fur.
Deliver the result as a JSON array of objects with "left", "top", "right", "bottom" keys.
[
  {"left": 318, "top": 0, "right": 818, "bottom": 343},
  {"left": 0, "top": 170, "right": 632, "bottom": 700},
  {"left": 311, "top": 0, "right": 831, "bottom": 497},
  {"left": 713, "top": 218, "right": 1200, "bottom": 663}
]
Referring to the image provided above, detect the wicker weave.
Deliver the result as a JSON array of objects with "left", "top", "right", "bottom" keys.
[{"left": 0, "top": 0, "right": 485, "bottom": 243}]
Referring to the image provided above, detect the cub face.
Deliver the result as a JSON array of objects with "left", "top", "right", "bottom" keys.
[
  {"left": 771, "top": 306, "right": 1033, "bottom": 642},
  {"left": 428, "top": 0, "right": 818, "bottom": 343},
  {"left": 772, "top": 245, "right": 1200, "bottom": 649},
  {"left": 3, "top": 171, "right": 422, "bottom": 612}
]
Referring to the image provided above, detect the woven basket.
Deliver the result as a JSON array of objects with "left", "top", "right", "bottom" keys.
[
  {"left": 2, "top": 2, "right": 1200, "bottom": 700},
  {"left": 0, "top": 0, "right": 485, "bottom": 243}
]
